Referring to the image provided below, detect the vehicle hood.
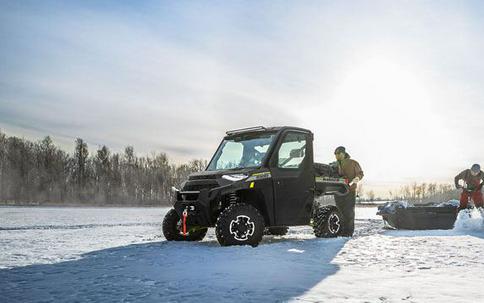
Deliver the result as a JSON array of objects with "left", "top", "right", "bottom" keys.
[{"left": 188, "top": 168, "right": 257, "bottom": 181}]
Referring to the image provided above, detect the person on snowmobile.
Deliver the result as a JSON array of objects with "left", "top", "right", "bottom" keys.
[
  {"left": 334, "top": 146, "right": 364, "bottom": 236},
  {"left": 455, "top": 164, "right": 484, "bottom": 209}
]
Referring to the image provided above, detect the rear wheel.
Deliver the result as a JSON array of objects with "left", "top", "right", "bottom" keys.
[
  {"left": 215, "top": 203, "right": 265, "bottom": 247},
  {"left": 313, "top": 205, "right": 343, "bottom": 238},
  {"left": 265, "top": 226, "right": 289, "bottom": 236},
  {"left": 162, "top": 209, "right": 207, "bottom": 241}
]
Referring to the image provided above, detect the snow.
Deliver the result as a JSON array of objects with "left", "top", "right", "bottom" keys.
[
  {"left": 1, "top": 206, "right": 484, "bottom": 302},
  {"left": 454, "top": 208, "right": 484, "bottom": 231},
  {"left": 0, "top": 207, "right": 163, "bottom": 268}
]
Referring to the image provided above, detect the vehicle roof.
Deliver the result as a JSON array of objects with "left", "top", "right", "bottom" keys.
[
  {"left": 264, "top": 126, "right": 312, "bottom": 133},
  {"left": 225, "top": 126, "right": 312, "bottom": 137}
]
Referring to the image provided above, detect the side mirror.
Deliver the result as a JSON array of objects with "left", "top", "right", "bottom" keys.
[{"left": 289, "top": 148, "right": 303, "bottom": 158}]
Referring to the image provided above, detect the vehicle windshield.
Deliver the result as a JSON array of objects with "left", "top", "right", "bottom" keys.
[{"left": 207, "top": 132, "right": 276, "bottom": 171}]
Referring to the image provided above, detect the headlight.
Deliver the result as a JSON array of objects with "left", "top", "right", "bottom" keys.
[
  {"left": 221, "top": 174, "right": 248, "bottom": 182},
  {"left": 171, "top": 186, "right": 179, "bottom": 193}
]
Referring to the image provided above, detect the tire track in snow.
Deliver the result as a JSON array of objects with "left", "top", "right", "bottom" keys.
[{"left": 0, "top": 222, "right": 160, "bottom": 231}]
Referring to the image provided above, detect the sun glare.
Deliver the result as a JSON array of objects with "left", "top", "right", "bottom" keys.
[{"left": 305, "top": 54, "right": 457, "bottom": 195}]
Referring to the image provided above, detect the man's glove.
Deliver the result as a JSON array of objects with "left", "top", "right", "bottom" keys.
[
  {"left": 349, "top": 177, "right": 360, "bottom": 191},
  {"left": 349, "top": 177, "right": 360, "bottom": 186}
]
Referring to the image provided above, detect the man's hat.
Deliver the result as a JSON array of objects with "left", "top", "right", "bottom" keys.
[
  {"left": 334, "top": 146, "right": 346, "bottom": 155},
  {"left": 471, "top": 164, "right": 481, "bottom": 174}
]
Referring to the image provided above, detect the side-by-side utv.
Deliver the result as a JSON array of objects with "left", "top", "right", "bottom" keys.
[{"left": 162, "top": 126, "right": 350, "bottom": 247}]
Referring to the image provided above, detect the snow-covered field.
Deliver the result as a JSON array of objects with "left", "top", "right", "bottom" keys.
[{"left": 1, "top": 206, "right": 483, "bottom": 303}]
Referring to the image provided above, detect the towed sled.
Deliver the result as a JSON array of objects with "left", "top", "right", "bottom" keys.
[{"left": 377, "top": 201, "right": 458, "bottom": 230}]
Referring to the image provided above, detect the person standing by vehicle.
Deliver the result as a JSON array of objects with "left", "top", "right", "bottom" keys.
[
  {"left": 455, "top": 164, "right": 484, "bottom": 209},
  {"left": 334, "top": 146, "right": 364, "bottom": 237}
]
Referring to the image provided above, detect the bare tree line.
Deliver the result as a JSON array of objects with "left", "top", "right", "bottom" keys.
[
  {"left": 0, "top": 130, "right": 206, "bottom": 206},
  {"left": 383, "top": 182, "right": 458, "bottom": 204},
  {"left": 357, "top": 182, "right": 459, "bottom": 204}
]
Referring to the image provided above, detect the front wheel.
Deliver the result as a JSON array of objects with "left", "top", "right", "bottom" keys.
[
  {"left": 215, "top": 203, "right": 265, "bottom": 247},
  {"left": 162, "top": 209, "right": 207, "bottom": 241},
  {"left": 312, "top": 205, "right": 343, "bottom": 238}
]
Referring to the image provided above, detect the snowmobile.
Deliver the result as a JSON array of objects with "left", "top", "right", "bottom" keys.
[{"left": 162, "top": 126, "right": 350, "bottom": 247}]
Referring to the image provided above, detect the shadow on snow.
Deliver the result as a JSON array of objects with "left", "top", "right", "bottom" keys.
[
  {"left": 383, "top": 228, "right": 484, "bottom": 239},
  {"left": 0, "top": 237, "right": 348, "bottom": 303}
]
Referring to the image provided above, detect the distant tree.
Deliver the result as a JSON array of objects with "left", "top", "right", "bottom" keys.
[
  {"left": 123, "top": 146, "right": 136, "bottom": 203},
  {"left": 0, "top": 130, "right": 6, "bottom": 199},
  {"left": 367, "top": 190, "right": 375, "bottom": 201},
  {"left": 110, "top": 153, "right": 122, "bottom": 203},
  {"left": 73, "top": 138, "right": 89, "bottom": 200},
  {"left": 427, "top": 183, "right": 437, "bottom": 197},
  {"left": 94, "top": 145, "right": 111, "bottom": 203}
]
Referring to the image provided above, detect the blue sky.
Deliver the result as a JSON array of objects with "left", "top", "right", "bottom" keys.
[{"left": 1, "top": 1, "right": 484, "bottom": 195}]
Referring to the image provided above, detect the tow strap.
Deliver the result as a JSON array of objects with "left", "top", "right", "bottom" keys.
[{"left": 182, "top": 209, "right": 188, "bottom": 237}]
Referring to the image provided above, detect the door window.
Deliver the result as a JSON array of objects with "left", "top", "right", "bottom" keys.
[{"left": 277, "top": 133, "right": 307, "bottom": 169}]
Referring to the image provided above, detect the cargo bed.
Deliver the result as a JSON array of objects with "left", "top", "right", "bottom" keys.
[
  {"left": 313, "top": 163, "right": 350, "bottom": 197},
  {"left": 315, "top": 176, "right": 350, "bottom": 196}
]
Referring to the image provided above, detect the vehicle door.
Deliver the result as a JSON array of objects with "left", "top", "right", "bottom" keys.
[{"left": 270, "top": 131, "right": 314, "bottom": 225}]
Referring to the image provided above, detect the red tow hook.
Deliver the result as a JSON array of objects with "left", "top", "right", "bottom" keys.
[{"left": 182, "top": 209, "right": 188, "bottom": 237}]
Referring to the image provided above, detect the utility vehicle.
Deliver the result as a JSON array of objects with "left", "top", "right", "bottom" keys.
[{"left": 162, "top": 126, "right": 350, "bottom": 246}]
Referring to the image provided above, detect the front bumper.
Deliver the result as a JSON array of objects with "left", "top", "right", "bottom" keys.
[{"left": 173, "top": 188, "right": 213, "bottom": 227}]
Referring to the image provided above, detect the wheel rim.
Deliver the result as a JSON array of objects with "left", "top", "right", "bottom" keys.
[
  {"left": 229, "top": 215, "right": 255, "bottom": 241},
  {"left": 328, "top": 213, "right": 341, "bottom": 234}
]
